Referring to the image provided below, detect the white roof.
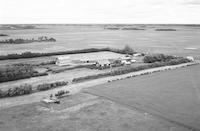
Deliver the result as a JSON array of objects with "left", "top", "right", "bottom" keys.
[
  {"left": 56, "top": 56, "right": 70, "bottom": 60},
  {"left": 96, "top": 59, "right": 110, "bottom": 65},
  {"left": 56, "top": 51, "right": 125, "bottom": 61}
]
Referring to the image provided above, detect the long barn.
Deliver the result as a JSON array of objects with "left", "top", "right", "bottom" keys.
[{"left": 55, "top": 51, "right": 126, "bottom": 66}]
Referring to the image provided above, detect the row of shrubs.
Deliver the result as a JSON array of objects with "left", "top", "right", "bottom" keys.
[
  {"left": 143, "top": 54, "right": 177, "bottom": 63},
  {"left": 72, "top": 58, "right": 191, "bottom": 83},
  {"left": 0, "top": 81, "right": 69, "bottom": 98},
  {"left": 0, "top": 64, "right": 47, "bottom": 83},
  {"left": 0, "top": 36, "right": 56, "bottom": 44},
  {"left": 12, "top": 60, "right": 56, "bottom": 67},
  {"left": 55, "top": 90, "right": 69, "bottom": 98},
  {"left": 0, "top": 46, "right": 136, "bottom": 60},
  {"left": 0, "top": 84, "right": 32, "bottom": 98},
  {"left": 36, "top": 81, "right": 68, "bottom": 91},
  {"left": 0, "top": 34, "right": 8, "bottom": 36},
  {"left": 0, "top": 48, "right": 109, "bottom": 60}
]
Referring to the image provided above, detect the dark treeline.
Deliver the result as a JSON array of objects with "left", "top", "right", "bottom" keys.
[
  {"left": 36, "top": 81, "right": 68, "bottom": 91},
  {"left": 0, "top": 34, "right": 8, "bottom": 36},
  {"left": 121, "top": 28, "right": 145, "bottom": 30},
  {"left": 0, "top": 36, "right": 56, "bottom": 44},
  {"left": 143, "top": 54, "right": 191, "bottom": 63},
  {"left": 0, "top": 46, "right": 136, "bottom": 60},
  {"left": 0, "top": 80, "right": 69, "bottom": 98},
  {"left": 0, "top": 64, "right": 47, "bottom": 83},
  {"left": 143, "top": 54, "right": 176, "bottom": 63},
  {"left": 155, "top": 29, "right": 177, "bottom": 31},
  {"left": 0, "top": 84, "right": 32, "bottom": 98}
]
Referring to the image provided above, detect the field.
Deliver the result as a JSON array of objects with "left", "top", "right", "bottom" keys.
[
  {"left": 84, "top": 64, "right": 200, "bottom": 130},
  {"left": 0, "top": 25, "right": 200, "bottom": 59},
  {"left": 0, "top": 24, "right": 200, "bottom": 130},
  {"left": 0, "top": 93, "right": 190, "bottom": 131}
]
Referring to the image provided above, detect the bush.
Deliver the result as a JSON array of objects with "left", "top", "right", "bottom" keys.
[
  {"left": 123, "top": 45, "right": 135, "bottom": 54},
  {"left": 36, "top": 81, "right": 68, "bottom": 91},
  {"left": 110, "top": 46, "right": 136, "bottom": 55},
  {"left": 0, "top": 84, "right": 32, "bottom": 98},
  {"left": 143, "top": 54, "right": 176, "bottom": 63},
  {"left": 55, "top": 90, "right": 69, "bottom": 97},
  {"left": 165, "top": 58, "right": 190, "bottom": 65},
  {"left": 0, "top": 81, "right": 69, "bottom": 98}
]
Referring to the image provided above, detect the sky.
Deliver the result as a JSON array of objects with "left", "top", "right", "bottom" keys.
[{"left": 0, "top": 0, "right": 200, "bottom": 24}]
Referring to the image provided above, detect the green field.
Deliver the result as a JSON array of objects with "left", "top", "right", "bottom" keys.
[
  {"left": 0, "top": 24, "right": 200, "bottom": 59},
  {"left": 84, "top": 64, "right": 200, "bottom": 130}
]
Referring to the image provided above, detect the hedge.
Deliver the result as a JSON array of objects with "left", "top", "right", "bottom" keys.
[
  {"left": 72, "top": 58, "right": 191, "bottom": 83},
  {"left": 55, "top": 90, "right": 69, "bottom": 98},
  {"left": 0, "top": 81, "right": 69, "bottom": 98},
  {"left": 0, "top": 47, "right": 136, "bottom": 60},
  {"left": 36, "top": 81, "right": 68, "bottom": 91},
  {"left": 143, "top": 54, "right": 176, "bottom": 63},
  {"left": 0, "top": 84, "right": 32, "bottom": 98},
  {"left": 0, "top": 36, "right": 56, "bottom": 44}
]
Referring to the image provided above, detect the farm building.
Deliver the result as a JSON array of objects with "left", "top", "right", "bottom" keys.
[
  {"left": 55, "top": 56, "right": 71, "bottom": 66},
  {"left": 55, "top": 51, "right": 126, "bottom": 66},
  {"left": 133, "top": 53, "right": 142, "bottom": 57},
  {"left": 186, "top": 56, "right": 194, "bottom": 61},
  {"left": 95, "top": 59, "right": 111, "bottom": 67},
  {"left": 121, "top": 60, "right": 131, "bottom": 65}
]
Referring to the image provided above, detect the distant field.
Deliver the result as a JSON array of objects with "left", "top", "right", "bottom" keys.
[{"left": 0, "top": 24, "right": 200, "bottom": 59}]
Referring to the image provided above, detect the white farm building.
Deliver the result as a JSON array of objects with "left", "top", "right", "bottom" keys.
[{"left": 55, "top": 51, "right": 126, "bottom": 66}]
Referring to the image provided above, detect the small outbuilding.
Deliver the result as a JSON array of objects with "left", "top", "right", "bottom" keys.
[
  {"left": 186, "top": 56, "right": 194, "bottom": 61},
  {"left": 55, "top": 56, "right": 71, "bottom": 66},
  {"left": 133, "top": 53, "right": 142, "bottom": 57},
  {"left": 121, "top": 60, "right": 131, "bottom": 65}
]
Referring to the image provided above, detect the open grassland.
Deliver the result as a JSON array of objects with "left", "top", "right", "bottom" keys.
[
  {"left": 84, "top": 64, "right": 200, "bottom": 130},
  {"left": 0, "top": 93, "right": 191, "bottom": 131},
  {"left": 0, "top": 25, "right": 200, "bottom": 59}
]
